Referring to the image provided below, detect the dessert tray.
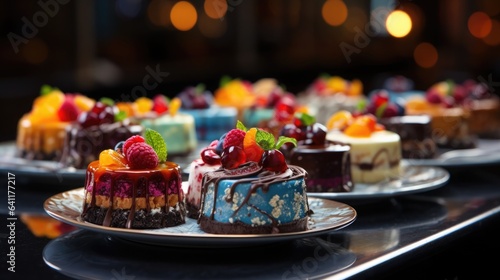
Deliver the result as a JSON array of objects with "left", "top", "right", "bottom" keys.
[
  {"left": 307, "top": 165, "right": 449, "bottom": 201},
  {"left": 43, "top": 189, "right": 357, "bottom": 248}
]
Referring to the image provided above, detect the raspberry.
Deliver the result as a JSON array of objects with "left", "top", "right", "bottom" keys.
[
  {"left": 223, "top": 129, "right": 246, "bottom": 149},
  {"left": 123, "top": 135, "right": 145, "bottom": 156},
  {"left": 126, "top": 142, "right": 159, "bottom": 169}
]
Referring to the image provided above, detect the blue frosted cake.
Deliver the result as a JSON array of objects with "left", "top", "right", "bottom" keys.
[{"left": 199, "top": 162, "right": 310, "bottom": 234}]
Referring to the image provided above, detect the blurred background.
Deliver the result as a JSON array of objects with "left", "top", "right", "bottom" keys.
[{"left": 1, "top": 0, "right": 500, "bottom": 141}]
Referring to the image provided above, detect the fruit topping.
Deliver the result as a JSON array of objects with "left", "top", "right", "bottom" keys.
[
  {"left": 178, "top": 84, "right": 213, "bottom": 109},
  {"left": 99, "top": 149, "right": 127, "bottom": 167},
  {"left": 221, "top": 146, "right": 247, "bottom": 169},
  {"left": 78, "top": 99, "right": 120, "bottom": 128},
  {"left": 223, "top": 128, "right": 246, "bottom": 149},
  {"left": 327, "top": 111, "right": 384, "bottom": 137},
  {"left": 361, "top": 90, "right": 404, "bottom": 119},
  {"left": 280, "top": 112, "right": 327, "bottom": 146},
  {"left": 260, "top": 149, "right": 288, "bottom": 173},
  {"left": 152, "top": 94, "right": 169, "bottom": 114},
  {"left": 214, "top": 76, "right": 256, "bottom": 108},
  {"left": 243, "top": 127, "right": 265, "bottom": 162},
  {"left": 200, "top": 147, "right": 221, "bottom": 165},
  {"left": 122, "top": 135, "right": 145, "bottom": 155},
  {"left": 126, "top": 142, "right": 159, "bottom": 169}
]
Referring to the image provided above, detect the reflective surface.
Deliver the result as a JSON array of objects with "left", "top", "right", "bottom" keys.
[{"left": 2, "top": 164, "right": 500, "bottom": 279}]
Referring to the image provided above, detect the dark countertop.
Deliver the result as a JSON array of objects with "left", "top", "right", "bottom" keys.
[{"left": 1, "top": 163, "right": 500, "bottom": 279}]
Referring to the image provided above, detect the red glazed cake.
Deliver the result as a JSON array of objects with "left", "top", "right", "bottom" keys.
[{"left": 81, "top": 129, "right": 186, "bottom": 229}]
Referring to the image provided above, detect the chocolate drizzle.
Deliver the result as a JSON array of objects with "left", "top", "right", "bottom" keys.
[
  {"left": 81, "top": 161, "right": 186, "bottom": 229},
  {"left": 198, "top": 162, "right": 309, "bottom": 233}
]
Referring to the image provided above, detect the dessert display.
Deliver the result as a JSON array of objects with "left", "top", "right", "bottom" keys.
[
  {"left": 280, "top": 113, "right": 354, "bottom": 192},
  {"left": 326, "top": 112, "right": 402, "bottom": 184},
  {"left": 177, "top": 84, "right": 238, "bottom": 141},
  {"left": 185, "top": 140, "right": 222, "bottom": 218},
  {"left": 130, "top": 96, "right": 198, "bottom": 156},
  {"left": 197, "top": 121, "right": 311, "bottom": 234},
  {"left": 296, "top": 75, "right": 366, "bottom": 124},
  {"left": 360, "top": 90, "right": 437, "bottom": 159},
  {"left": 404, "top": 81, "right": 476, "bottom": 149},
  {"left": 16, "top": 85, "right": 95, "bottom": 161},
  {"left": 61, "top": 98, "right": 143, "bottom": 169},
  {"left": 81, "top": 129, "right": 186, "bottom": 229}
]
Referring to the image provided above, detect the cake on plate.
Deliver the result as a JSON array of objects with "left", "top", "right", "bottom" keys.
[
  {"left": 81, "top": 129, "right": 186, "bottom": 229},
  {"left": 16, "top": 85, "right": 95, "bottom": 161},
  {"left": 326, "top": 112, "right": 402, "bottom": 184},
  {"left": 61, "top": 98, "right": 143, "bottom": 169},
  {"left": 130, "top": 96, "right": 198, "bottom": 156},
  {"left": 197, "top": 121, "right": 311, "bottom": 234},
  {"left": 280, "top": 113, "right": 354, "bottom": 192}
]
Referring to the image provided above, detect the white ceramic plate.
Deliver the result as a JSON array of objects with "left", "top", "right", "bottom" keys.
[
  {"left": 306, "top": 165, "right": 449, "bottom": 201},
  {"left": 43, "top": 188, "right": 357, "bottom": 248}
]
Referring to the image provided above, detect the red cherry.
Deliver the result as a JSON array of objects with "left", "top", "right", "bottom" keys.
[
  {"left": 260, "top": 149, "right": 288, "bottom": 173},
  {"left": 221, "top": 146, "right": 246, "bottom": 169},
  {"left": 200, "top": 148, "right": 221, "bottom": 165}
]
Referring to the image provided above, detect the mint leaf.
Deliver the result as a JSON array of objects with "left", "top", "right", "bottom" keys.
[
  {"left": 236, "top": 120, "right": 247, "bottom": 132},
  {"left": 114, "top": 110, "right": 127, "bottom": 122},
  {"left": 100, "top": 97, "right": 115, "bottom": 106},
  {"left": 356, "top": 99, "right": 367, "bottom": 111},
  {"left": 255, "top": 129, "right": 275, "bottom": 150},
  {"left": 220, "top": 75, "right": 232, "bottom": 87},
  {"left": 375, "top": 102, "right": 387, "bottom": 119},
  {"left": 195, "top": 83, "right": 205, "bottom": 95},
  {"left": 40, "top": 84, "right": 59, "bottom": 96},
  {"left": 276, "top": 136, "right": 297, "bottom": 150},
  {"left": 296, "top": 112, "right": 316, "bottom": 126},
  {"left": 144, "top": 128, "right": 167, "bottom": 162}
]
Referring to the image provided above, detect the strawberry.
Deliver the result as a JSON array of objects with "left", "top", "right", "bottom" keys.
[
  {"left": 222, "top": 129, "right": 246, "bottom": 149},
  {"left": 57, "top": 98, "right": 79, "bottom": 121},
  {"left": 152, "top": 94, "right": 169, "bottom": 114}
]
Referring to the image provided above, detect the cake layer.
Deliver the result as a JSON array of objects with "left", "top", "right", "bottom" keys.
[
  {"left": 327, "top": 131, "right": 402, "bottom": 184},
  {"left": 62, "top": 120, "right": 143, "bottom": 169},
  {"left": 199, "top": 164, "right": 310, "bottom": 234},
  {"left": 186, "top": 158, "right": 221, "bottom": 219},
  {"left": 82, "top": 161, "right": 186, "bottom": 229},
  {"left": 82, "top": 207, "right": 185, "bottom": 229},
  {"left": 138, "top": 113, "right": 197, "bottom": 155},
  {"left": 16, "top": 115, "right": 68, "bottom": 161},
  {"left": 290, "top": 143, "right": 354, "bottom": 192}
]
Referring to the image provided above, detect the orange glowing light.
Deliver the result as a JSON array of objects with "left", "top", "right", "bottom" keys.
[
  {"left": 170, "top": 1, "right": 197, "bottom": 31},
  {"left": 204, "top": 0, "right": 227, "bottom": 19},
  {"left": 414, "top": 42, "right": 438, "bottom": 68},
  {"left": 468, "top": 11, "right": 492, "bottom": 38},
  {"left": 322, "top": 0, "right": 348, "bottom": 27},
  {"left": 22, "top": 39, "right": 48, "bottom": 64},
  {"left": 386, "top": 10, "right": 412, "bottom": 38}
]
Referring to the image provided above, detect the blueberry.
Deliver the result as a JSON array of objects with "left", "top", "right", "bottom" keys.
[
  {"left": 214, "top": 133, "right": 227, "bottom": 155},
  {"left": 114, "top": 141, "right": 125, "bottom": 152}
]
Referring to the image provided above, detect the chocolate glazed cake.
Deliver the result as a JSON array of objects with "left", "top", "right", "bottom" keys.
[
  {"left": 62, "top": 120, "right": 143, "bottom": 169},
  {"left": 81, "top": 161, "right": 186, "bottom": 229},
  {"left": 198, "top": 162, "right": 311, "bottom": 234},
  {"left": 290, "top": 142, "right": 354, "bottom": 192},
  {"left": 379, "top": 115, "right": 437, "bottom": 159}
]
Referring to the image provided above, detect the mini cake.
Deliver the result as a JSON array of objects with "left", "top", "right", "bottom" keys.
[
  {"left": 198, "top": 121, "right": 311, "bottom": 234},
  {"left": 185, "top": 140, "right": 222, "bottom": 219},
  {"left": 359, "top": 90, "right": 436, "bottom": 159},
  {"left": 177, "top": 84, "right": 238, "bottom": 141},
  {"left": 130, "top": 96, "right": 198, "bottom": 156},
  {"left": 16, "top": 85, "right": 95, "bottom": 161},
  {"left": 326, "top": 112, "right": 402, "bottom": 184},
  {"left": 81, "top": 130, "right": 186, "bottom": 229},
  {"left": 61, "top": 99, "right": 143, "bottom": 169},
  {"left": 281, "top": 113, "right": 354, "bottom": 192},
  {"left": 296, "top": 75, "right": 366, "bottom": 125}
]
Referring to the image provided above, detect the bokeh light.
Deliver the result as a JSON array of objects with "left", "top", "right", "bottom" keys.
[
  {"left": 483, "top": 19, "right": 500, "bottom": 45},
  {"left": 147, "top": 0, "right": 173, "bottom": 27},
  {"left": 386, "top": 10, "right": 412, "bottom": 38},
  {"left": 468, "top": 11, "right": 492, "bottom": 38},
  {"left": 414, "top": 42, "right": 438, "bottom": 68},
  {"left": 322, "top": 0, "right": 348, "bottom": 27},
  {"left": 198, "top": 13, "right": 227, "bottom": 38},
  {"left": 170, "top": 1, "right": 197, "bottom": 31},
  {"left": 204, "top": 0, "right": 227, "bottom": 20}
]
